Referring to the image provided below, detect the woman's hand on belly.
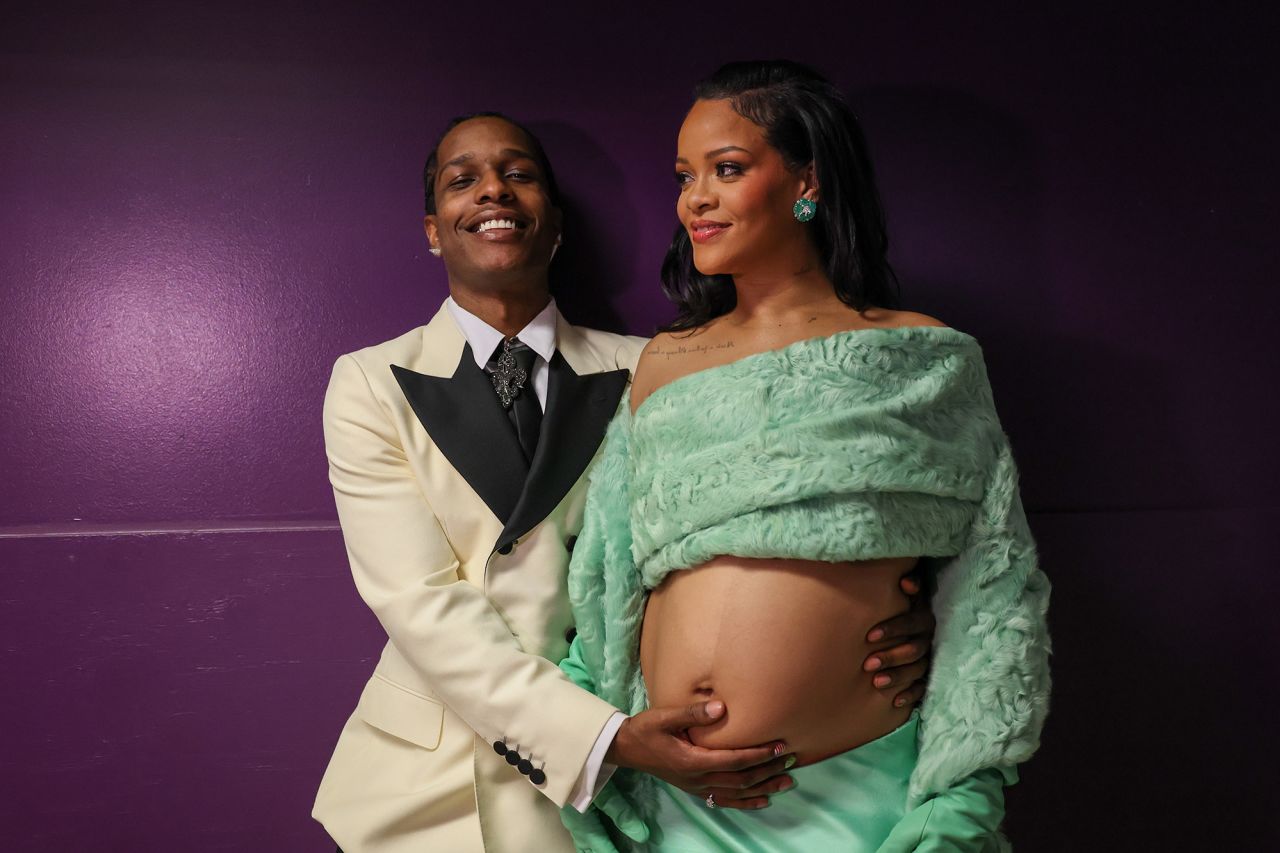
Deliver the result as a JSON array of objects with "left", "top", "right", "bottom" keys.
[
  {"left": 864, "top": 571, "right": 937, "bottom": 709},
  {"left": 606, "top": 700, "right": 797, "bottom": 810}
]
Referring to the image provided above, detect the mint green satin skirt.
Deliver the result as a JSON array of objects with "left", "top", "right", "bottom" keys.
[{"left": 648, "top": 714, "right": 918, "bottom": 852}]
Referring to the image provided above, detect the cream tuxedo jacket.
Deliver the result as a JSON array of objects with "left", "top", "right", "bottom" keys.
[{"left": 313, "top": 302, "right": 646, "bottom": 852}]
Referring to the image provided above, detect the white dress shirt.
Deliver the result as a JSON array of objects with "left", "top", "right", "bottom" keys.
[
  {"left": 444, "top": 295, "right": 625, "bottom": 813},
  {"left": 445, "top": 295, "right": 556, "bottom": 409}
]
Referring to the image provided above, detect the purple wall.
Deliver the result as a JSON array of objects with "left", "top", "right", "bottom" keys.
[{"left": 3, "top": 3, "right": 1276, "bottom": 849}]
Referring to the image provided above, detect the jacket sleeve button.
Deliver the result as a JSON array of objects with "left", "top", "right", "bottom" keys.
[
  {"left": 493, "top": 740, "right": 508, "bottom": 756},
  {"left": 517, "top": 758, "right": 533, "bottom": 775},
  {"left": 506, "top": 750, "right": 521, "bottom": 766},
  {"left": 529, "top": 768, "right": 547, "bottom": 785}
]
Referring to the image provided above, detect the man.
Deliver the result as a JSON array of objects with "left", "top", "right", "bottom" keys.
[{"left": 312, "top": 113, "right": 934, "bottom": 852}]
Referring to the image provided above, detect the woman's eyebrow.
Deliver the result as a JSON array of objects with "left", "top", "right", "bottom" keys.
[{"left": 675, "top": 145, "right": 752, "bottom": 165}]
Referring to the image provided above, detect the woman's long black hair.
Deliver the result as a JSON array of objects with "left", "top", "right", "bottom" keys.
[{"left": 660, "top": 60, "right": 899, "bottom": 332}]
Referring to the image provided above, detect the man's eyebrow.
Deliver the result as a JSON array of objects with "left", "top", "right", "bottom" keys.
[
  {"left": 674, "top": 145, "right": 752, "bottom": 165},
  {"left": 443, "top": 149, "right": 536, "bottom": 170}
]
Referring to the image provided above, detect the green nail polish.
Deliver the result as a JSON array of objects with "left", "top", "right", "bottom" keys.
[{"left": 784, "top": 755, "right": 797, "bottom": 770}]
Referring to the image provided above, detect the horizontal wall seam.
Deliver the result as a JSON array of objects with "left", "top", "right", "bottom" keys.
[
  {"left": 1, "top": 504, "right": 1276, "bottom": 540},
  {"left": 0, "top": 521, "right": 342, "bottom": 539}
]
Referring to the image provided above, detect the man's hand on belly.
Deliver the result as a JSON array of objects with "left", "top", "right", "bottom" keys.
[
  {"left": 606, "top": 700, "right": 796, "bottom": 810},
  {"left": 863, "top": 569, "right": 937, "bottom": 708}
]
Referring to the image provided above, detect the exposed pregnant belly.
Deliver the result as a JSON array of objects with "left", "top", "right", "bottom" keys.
[{"left": 640, "top": 555, "right": 916, "bottom": 766}]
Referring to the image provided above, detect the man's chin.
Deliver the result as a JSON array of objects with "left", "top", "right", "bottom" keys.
[
  {"left": 475, "top": 242, "right": 545, "bottom": 267},
  {"left": 448, "top": 252, "right": 549, "bottom": 291}
]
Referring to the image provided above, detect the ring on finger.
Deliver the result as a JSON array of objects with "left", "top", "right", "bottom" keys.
[{"left": 705, "top": 792, "right": 717, "bottom": 809}]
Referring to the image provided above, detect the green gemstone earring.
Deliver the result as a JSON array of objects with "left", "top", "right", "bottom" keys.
[{"left": 793, "top": 197, "right": 817, "bottom": 222}]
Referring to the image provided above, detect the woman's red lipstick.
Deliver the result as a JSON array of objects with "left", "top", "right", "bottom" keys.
[{"left": 690, "top": 219, "right": 732, "bottom": 243}]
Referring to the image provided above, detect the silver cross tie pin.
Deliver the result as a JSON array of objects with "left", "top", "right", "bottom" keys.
[{"left": 489, "top": 337, "right": 528, "bottom": 409}]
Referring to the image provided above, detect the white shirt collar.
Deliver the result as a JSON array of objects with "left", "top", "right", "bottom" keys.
[{"left": 445, "top": 295, "right": 559, "bottom": 369}]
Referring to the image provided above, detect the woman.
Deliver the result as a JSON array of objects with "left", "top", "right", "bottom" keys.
[{"left": 560, "top": 61, "right": 1050, "bottom": 851}]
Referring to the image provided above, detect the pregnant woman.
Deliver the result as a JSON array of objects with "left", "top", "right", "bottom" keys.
[{"left": 560, "top": 60, "right": 1051, "bottom": 851}]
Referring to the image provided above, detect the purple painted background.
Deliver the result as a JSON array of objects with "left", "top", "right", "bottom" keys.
[{"left": 3, "top": 3, "right": 1277, "bottom": 849}]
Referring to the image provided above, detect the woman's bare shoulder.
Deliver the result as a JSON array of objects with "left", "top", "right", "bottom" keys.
[
  {"left": 639, "top": 329, "right": 683, "bottom": 359},
  {"left": 636, "top": 330, "right": 681, "bottom": 376},
  {"left": 631, "top": 332, "right": 673, "bottom": 413},
  {"left": 854, "top": 307, "right": 949, "bottom": 329},
  {"left": 631, "top": 327, "right": 719, "bottom": 412}
]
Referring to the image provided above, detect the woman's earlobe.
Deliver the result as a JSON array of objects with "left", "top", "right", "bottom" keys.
[{"left": 795, "top": 172, "right": 821, "bottom": 222}]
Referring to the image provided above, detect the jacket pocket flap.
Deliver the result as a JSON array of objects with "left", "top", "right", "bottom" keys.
[{"left": 357, "top": 674, "right": 445, "bottom": 750}]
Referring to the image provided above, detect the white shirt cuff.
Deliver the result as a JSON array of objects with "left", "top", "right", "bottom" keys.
[{"left": 569, "top": 711, "right": 627, "bottom": 813}]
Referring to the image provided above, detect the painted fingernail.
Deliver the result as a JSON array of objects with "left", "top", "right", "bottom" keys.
[
  {"left": 772, "top": 742, "right": 789, "bottom": 757},
  {"left": 866, "top": 657, "right": 882, "bottom": 671},
  {"left": 894, "top": 696, "right": 906, "bottom": 707},
  {"left": 874, "top": 674, "right": 891, "bottom": 688},
  {"left": 867, "top": 628, "right": 884, "bottom": 642},
  {"left": 756, "top": 798, "right": 771, "bottom": 809},
  {"left": 780, "top": 775, "right": 795, "bottom": 790},
  {"left": 784, "top": 755, "right": 797, "bottom": 770}
]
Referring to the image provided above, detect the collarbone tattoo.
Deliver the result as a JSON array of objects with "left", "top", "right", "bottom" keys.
[{"left": 649, "top": 340, "right": 736, "bottom": 359}]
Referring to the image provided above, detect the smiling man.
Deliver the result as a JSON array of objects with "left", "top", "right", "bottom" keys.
[{"left": 311, "top": 113, "right": 934, "bottom": 852}]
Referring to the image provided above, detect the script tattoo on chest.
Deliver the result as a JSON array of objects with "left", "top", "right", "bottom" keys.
[{"left": 648, "top": 340, "right": 736, "bottom": 360}]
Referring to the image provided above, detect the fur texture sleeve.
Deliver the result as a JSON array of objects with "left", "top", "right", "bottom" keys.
[
  {"left": 564, "top": 403, "right": 649, "bottom": 715},
  {"left": 909, "top": 429, "right": 1052, "bottom": 806},
  {"left": 561, "top": 404, "right": 658, "bottom": 849}
]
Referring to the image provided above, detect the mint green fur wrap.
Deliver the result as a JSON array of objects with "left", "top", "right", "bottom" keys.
[{"left": 563, "top": 326, "right": 1051, "bottom": 837}]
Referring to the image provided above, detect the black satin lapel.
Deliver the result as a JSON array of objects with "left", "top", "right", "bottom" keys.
[
  {"left": 391, "top": 345, "right": 529, "bottom": 524},
  {"left": 497, "top": 352, "right": 629, "bottom": 552}
]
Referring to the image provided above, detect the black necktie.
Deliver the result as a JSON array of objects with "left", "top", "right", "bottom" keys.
[{"left": 486, "top": 337, "right": 542, "bottom": 463}]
